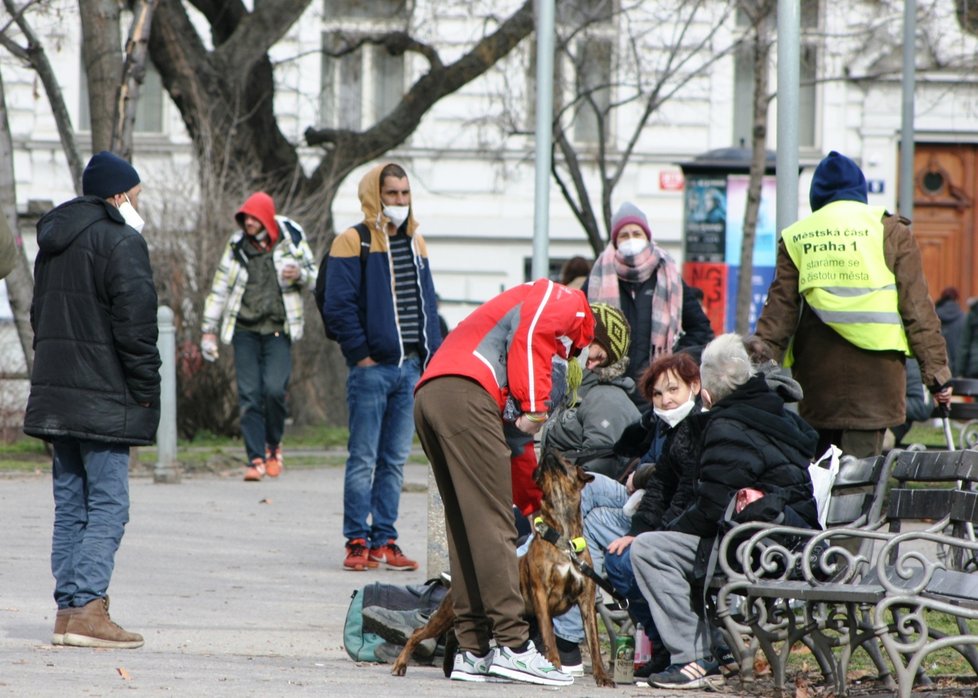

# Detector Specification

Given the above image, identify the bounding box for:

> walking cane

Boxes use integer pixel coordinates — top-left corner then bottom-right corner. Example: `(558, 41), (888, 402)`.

(941, 402), (955, 451)
(938, 400), (955, 451)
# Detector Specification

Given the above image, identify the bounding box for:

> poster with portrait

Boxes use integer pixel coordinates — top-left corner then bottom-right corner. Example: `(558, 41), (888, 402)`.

(683, 177), (726, 262)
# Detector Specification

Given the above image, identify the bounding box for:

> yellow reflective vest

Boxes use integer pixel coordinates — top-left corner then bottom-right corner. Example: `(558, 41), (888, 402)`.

(781, 200), (910, 363)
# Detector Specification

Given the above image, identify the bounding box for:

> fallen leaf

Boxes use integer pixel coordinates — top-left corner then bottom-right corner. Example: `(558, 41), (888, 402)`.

(259, 498), (271, 504)
(754, 655), (772, 676)
(795, 675), (810, 698)
(117, 667), (132, 681)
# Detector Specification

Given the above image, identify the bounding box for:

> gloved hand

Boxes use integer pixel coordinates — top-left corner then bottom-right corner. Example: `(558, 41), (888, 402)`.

(614, 411), (654, 457)
(201, 333), (219, 362)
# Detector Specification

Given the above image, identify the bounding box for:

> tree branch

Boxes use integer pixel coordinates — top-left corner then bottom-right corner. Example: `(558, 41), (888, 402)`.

(321, 30), (443, 69)
(211, 0), (310, 78)
(306, 0), (534, 165)
(1, 0), (83, 192)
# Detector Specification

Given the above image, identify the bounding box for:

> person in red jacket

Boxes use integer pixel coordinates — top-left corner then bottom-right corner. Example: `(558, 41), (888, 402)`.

(414, 279), (596, 686)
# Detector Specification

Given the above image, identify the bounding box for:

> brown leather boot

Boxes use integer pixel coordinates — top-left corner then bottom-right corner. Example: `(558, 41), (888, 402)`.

(63, 597), (144, 649)
(52, 607), (76, 645)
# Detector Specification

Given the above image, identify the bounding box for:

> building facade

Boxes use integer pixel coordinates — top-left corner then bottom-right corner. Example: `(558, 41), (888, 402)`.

(3, 0), (978, 330)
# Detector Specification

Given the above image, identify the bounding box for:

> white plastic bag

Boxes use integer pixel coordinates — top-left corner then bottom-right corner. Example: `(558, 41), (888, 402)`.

(809, 445), (841, 528)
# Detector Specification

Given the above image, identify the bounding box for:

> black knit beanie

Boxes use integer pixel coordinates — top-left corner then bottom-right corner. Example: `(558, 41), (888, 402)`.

(82, 151), (141, 200)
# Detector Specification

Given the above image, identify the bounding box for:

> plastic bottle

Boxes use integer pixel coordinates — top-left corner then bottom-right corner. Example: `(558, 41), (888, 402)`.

(634, 622), (652, 669)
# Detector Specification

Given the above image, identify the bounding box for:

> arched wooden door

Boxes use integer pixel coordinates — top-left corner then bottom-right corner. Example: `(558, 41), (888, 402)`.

(910, 144), (977, 300)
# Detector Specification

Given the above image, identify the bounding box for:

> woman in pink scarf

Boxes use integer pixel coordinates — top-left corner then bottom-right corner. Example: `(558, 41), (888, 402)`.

(587, 202), (714, 384)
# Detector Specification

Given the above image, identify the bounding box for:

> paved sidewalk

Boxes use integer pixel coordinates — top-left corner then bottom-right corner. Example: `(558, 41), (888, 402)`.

(1, 463), (734, 697)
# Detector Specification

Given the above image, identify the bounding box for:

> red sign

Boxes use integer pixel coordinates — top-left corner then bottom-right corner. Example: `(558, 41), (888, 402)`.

(683, 262), (727, 336)
(659, 171), (685, 191)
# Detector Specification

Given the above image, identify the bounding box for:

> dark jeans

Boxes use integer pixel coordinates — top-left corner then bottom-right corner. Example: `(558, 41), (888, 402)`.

(605, 547), (657, 636)
(51, 439), (130, 608)
(232, 329), (292, 461)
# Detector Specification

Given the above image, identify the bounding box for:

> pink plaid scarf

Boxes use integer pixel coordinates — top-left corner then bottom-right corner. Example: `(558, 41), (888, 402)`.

(587, 241), (683, 358)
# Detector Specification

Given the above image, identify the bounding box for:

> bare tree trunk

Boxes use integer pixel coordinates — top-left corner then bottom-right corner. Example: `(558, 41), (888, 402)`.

(79, 0), (123, 152)
(736, 16), (771, 334)
(0, 72), (34, 372)
(111, 0), (160, 159)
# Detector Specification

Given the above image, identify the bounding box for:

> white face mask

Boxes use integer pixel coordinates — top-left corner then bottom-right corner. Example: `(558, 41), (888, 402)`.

(119, 194), (145, 234)
(654, 395), (697, 428)
(383, 205), (410, 228)
(575, 346), (590, 370)
(617, 237), (648, 258)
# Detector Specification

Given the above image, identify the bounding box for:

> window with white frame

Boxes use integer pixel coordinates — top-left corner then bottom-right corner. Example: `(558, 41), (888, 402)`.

(79, 59), (165, 134)
(572, 36), (613, 144)
(527, 0), (615, 145)
(320, 0), (407, 130)
(732, 0), (818, 149)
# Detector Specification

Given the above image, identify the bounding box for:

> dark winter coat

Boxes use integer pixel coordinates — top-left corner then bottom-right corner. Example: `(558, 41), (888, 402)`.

(666, 375), (819, 538)
(617, 278), (714, 382)
(628, 404), (709, 536)
(582, 277), (714, 383)
(542, 367), (640, 478)
(959, 302), (978, 378)
(755, 214), (951, 430)
(936, 298), (965, 374)
(24, 196), (161, 445)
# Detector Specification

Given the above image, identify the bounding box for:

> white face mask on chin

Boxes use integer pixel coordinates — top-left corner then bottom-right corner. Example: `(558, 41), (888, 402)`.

(617, 237), (648, 258)
(119, 194), (145, 234)
(654, 395), (697, 428)
(383, 205), (410, 228)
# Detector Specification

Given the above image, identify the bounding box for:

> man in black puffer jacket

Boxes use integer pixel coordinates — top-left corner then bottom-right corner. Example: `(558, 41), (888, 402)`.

(629, 333), (818, 690)
(24, 151), (160, 651)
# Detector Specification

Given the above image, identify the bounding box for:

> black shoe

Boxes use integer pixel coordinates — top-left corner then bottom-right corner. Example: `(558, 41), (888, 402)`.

(648, 657), (724, 690)
(361, 607), (436, 660)
(714, 646), (740, 677)
(557, 643), (584, 676)
(634, 651), (671, 683)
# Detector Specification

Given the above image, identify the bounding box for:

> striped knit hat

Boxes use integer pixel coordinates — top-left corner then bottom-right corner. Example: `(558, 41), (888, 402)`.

(589, 303), (631, 367)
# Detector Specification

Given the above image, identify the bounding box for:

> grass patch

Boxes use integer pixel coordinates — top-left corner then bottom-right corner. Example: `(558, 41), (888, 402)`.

(0, 427), (430, 475)
(903, 423), (957, 449)
(776, 609), (978, 679)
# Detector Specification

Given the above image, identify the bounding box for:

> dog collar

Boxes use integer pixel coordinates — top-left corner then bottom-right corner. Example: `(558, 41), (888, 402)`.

(533, 516), (587, 554)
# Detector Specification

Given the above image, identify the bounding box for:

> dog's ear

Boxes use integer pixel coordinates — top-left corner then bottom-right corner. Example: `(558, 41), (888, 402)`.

(576, 465), (595, 485)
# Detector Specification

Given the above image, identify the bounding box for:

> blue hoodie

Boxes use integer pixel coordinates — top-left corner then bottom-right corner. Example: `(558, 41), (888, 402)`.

(809, 151), (868, 211)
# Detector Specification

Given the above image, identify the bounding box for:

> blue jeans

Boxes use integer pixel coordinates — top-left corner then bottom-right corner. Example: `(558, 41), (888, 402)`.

(232, 330), (292, 461)
(51, 439), (130, 609)
(343, 358), (420, 544)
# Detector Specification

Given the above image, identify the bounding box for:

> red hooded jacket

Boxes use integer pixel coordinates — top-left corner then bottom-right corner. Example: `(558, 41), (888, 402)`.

(235, 192), (280, 245)
(418, 279), (594, 412)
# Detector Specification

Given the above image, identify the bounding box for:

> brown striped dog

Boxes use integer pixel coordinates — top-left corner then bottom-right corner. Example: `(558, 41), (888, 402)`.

(391, 449), (614, 687)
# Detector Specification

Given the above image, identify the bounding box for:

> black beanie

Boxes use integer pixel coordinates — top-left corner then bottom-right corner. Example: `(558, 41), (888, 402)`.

(808, 151), (867, 211)
(82, 151), (141, 199)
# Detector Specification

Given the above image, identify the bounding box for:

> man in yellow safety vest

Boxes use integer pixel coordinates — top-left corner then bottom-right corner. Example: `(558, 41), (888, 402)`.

(750, 151), (952, 457)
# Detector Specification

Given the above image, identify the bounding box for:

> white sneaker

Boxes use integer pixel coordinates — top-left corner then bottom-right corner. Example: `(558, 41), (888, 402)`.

(451, 650), (500, 682)
(488, 640), (574, 686)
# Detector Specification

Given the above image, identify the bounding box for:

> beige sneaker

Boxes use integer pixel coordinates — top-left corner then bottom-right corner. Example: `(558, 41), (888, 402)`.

(62, 597), (144, 649)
